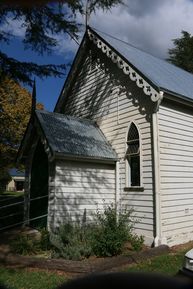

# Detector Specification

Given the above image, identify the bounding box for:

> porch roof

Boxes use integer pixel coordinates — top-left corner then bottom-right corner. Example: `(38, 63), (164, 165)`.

(36, 110), (117, 161)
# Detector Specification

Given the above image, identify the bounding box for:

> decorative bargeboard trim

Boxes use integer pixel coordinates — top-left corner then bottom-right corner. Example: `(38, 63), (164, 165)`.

(88, 29), (162, 103)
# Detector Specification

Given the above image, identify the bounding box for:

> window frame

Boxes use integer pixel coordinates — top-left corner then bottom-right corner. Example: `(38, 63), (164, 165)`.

(125, 122), (143, 190)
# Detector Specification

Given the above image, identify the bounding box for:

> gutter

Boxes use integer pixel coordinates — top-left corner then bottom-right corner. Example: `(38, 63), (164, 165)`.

(54, 152), (118, 164)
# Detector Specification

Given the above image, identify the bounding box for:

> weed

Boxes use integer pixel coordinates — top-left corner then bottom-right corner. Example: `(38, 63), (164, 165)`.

(10, 228), (52, 255)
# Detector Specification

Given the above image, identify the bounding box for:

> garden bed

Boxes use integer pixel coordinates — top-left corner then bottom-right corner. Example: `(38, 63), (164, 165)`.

(0, 241), (170, 274)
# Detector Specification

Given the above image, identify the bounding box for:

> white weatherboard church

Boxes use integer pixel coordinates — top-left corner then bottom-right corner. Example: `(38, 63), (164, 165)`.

(18, 27), (193, 247)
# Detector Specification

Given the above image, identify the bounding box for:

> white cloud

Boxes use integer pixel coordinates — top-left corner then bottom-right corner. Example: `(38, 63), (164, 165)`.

(2, 12), (83, 58)
(54, 34), (79, 60)
(2, 18), (26, 38)
(89, 0), (193, 59)
(3, 0), (193, 60)
(53, 11), (85, 58)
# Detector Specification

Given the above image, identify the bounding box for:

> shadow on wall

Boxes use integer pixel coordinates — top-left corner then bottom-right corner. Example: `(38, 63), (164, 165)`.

(63, 42), (154, 123)
(51, 161), (115, 229)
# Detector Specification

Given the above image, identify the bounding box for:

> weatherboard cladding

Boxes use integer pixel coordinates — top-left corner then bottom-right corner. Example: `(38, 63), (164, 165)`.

(36, 110), (117, 160)
(93, 28), (193, 101)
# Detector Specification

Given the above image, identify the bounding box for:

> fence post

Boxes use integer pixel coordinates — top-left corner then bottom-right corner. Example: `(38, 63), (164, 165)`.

(23, 161), (30, 226)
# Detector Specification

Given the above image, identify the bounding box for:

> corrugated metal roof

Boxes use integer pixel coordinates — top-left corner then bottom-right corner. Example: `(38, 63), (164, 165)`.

(36, 110), (117, 161)
(93, 28), (193, 101)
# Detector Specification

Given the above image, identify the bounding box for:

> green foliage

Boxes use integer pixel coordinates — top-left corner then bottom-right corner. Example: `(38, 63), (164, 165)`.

(10, 235), (38, 255)
(0, 247), (189, 289)
(51, 221), (92, 260)
(0, 78), (43, 177)
(0, 190), (24, 197)
(0, 267), (65, 289)
(90, 204), (138, 257)
(129, 233), (144, 251)
(89, 0), (122, 13)
(51, 204), (144, 259)
(10, 206), (144, 260)
(10, 228), (52, 255)
(168, 30), (193, 73)
(39, 227), (52, 251)
(0, 0), (122, 85)
(0, 168), (11, 193)
(127, 253), (184, 276)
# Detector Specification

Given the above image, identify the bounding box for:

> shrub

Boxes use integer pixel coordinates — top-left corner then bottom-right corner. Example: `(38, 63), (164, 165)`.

(39, 227), (52, 251)
(90, 204), (135, 257)
(129, 233), (144, 251)
(50, 204), (144, 259)
(51, 221), (93, 260)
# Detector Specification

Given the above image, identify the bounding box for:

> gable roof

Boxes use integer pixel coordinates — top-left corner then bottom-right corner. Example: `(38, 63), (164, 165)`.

(36, 110), (117, 161)
(91, 28), (193, 102)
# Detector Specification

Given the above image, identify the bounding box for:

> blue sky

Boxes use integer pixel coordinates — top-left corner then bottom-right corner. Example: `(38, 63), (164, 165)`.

(2, 0), (193, 111)
(1, 35), (78, 111)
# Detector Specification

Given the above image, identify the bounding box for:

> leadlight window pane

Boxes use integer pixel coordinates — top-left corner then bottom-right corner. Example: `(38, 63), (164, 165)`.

(126, 140), (139, 155)
(130, 155), (140, 186)
(127, 123), (139, 142)
(127, 123), (139, 156)
(127, 123), (140, 187)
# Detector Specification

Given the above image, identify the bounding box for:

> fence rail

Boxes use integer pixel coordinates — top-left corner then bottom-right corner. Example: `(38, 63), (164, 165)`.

(0, 194), (48, 232)
(0, 195), (23, 203)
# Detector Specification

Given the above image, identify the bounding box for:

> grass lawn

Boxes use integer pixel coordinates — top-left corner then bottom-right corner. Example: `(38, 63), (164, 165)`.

(0, 246), (190, 289)
(0, 267), (66, 289)
(126, 252), (184, 275)
(0, 191), (24, 197)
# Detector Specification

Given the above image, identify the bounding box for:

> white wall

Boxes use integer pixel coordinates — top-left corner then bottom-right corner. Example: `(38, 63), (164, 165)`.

(158, 101), (193, 246)
(49, 160), (116, 230)
(60, 44), (155, 245)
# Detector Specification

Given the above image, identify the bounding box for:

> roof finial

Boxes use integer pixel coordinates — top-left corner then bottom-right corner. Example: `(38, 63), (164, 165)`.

(31, 78), (36, 115)
(85, 0), (91, 27)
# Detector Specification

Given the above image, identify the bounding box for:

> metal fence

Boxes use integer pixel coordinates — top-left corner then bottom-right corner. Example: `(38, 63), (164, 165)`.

(0, 194), (48, 231)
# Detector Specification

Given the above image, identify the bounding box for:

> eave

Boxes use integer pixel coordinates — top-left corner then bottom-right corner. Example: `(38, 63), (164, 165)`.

(54, 26), (193, 114)
(17, 112), (55, 164)
(87, 27), (163, 103)
(54, 32), (89, 112)
(54, 152), (118, 164)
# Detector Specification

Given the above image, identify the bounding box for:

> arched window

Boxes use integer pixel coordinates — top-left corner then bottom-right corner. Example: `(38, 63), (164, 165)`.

(126, 123), (140, 187)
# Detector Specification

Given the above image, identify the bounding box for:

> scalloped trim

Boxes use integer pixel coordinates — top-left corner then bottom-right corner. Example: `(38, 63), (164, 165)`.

(88, 30), (162, 103)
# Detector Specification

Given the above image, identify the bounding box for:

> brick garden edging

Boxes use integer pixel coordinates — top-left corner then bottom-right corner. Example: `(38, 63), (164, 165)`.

(0, 245), (169, 274)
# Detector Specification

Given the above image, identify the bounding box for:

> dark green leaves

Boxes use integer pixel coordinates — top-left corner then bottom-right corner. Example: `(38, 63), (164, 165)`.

(168, 30), (193, 73)
(0, 0), (122, 85)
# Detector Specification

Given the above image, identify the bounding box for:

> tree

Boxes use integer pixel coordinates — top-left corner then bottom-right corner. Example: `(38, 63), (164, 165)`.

(0, 0), (122, 86)
(168, 30), (193, 73)
(0, 78), (43, 186)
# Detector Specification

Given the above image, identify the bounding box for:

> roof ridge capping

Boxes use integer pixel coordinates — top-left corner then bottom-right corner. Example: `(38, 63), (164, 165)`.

(89, 26), (161, 60)
(87, 26), (163, 104)
(91, 27), (193, 77)
(35, 109), (97, 126)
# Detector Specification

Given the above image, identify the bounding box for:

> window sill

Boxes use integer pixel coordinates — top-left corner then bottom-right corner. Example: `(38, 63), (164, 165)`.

(124, 186), (144, 192)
